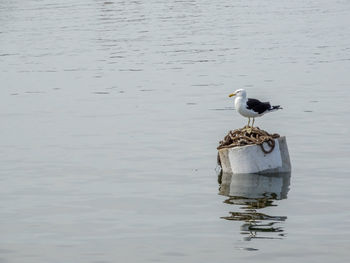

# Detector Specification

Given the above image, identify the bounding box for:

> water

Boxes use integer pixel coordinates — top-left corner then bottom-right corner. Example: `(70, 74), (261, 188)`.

(1, 0), (350, 262)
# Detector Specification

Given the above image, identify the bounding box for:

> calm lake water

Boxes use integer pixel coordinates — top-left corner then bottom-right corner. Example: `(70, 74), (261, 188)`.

(1, 0), (350, 262)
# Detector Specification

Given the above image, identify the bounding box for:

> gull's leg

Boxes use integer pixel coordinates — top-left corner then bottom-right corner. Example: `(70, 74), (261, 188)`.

(252, 118), (255, 128)
(246, 117), (252, 133)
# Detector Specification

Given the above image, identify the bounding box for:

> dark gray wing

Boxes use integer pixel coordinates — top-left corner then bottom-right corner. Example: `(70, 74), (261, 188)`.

(246, 98), (271, 114)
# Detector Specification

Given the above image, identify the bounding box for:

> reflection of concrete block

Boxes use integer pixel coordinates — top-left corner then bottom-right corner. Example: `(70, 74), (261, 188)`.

(219, 172), (291, 200)
(218, 136), (291, 174)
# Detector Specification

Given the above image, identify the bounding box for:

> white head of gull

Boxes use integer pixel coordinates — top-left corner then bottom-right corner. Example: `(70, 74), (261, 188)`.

(228, 89), (282, 128)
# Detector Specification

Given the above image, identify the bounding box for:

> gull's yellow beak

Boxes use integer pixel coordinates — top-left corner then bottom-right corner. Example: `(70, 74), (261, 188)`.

(228, 93), (236, 97)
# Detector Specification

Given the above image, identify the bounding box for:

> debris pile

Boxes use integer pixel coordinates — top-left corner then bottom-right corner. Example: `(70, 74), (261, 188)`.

(217, 127), (280, 154)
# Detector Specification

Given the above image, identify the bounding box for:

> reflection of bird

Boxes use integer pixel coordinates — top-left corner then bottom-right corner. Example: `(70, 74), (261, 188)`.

(229, 89), (282, 128)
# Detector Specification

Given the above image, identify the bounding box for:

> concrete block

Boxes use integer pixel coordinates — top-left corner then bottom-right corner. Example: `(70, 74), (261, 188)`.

(218, 136), (291, 174)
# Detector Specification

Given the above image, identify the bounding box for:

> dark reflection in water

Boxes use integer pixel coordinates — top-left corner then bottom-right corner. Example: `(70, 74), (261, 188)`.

(218, 172), (291, 241)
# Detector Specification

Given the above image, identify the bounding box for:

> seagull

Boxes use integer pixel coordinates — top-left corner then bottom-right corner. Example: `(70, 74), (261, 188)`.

(228, 89), (282, 128)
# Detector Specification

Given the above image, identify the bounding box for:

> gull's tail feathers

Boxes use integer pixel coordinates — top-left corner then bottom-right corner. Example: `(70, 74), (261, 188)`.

(268, 105), (283, 112)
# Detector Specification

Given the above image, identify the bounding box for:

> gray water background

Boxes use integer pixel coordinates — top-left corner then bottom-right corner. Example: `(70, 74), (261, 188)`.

(1, 0), (350, 262)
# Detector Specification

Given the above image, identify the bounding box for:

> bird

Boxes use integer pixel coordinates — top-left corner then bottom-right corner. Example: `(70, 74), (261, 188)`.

(228, 89), (282, 128)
